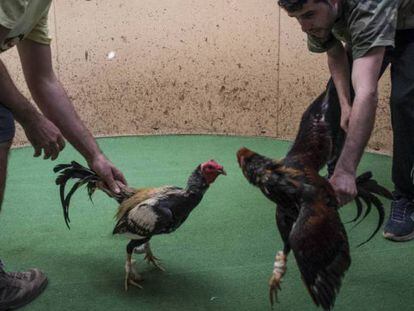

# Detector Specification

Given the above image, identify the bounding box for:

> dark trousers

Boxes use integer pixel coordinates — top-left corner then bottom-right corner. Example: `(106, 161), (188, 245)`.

(382, 29), (414, 199)
(0, 103), (15, 144)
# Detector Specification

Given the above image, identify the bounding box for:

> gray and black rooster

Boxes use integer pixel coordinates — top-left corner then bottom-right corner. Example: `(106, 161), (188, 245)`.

(237, 79), (392, 310)
(54, 160), (226, 290)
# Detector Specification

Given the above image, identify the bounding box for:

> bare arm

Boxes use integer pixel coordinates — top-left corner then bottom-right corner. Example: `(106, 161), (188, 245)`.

(330, 47), (385, 205)
(0, 26), (42, 124)
(17, 40), (101, 161)
(0, 25), (65, 158)
(17, 39), (126, 192)
(327, 42), (352, 131)
(336, 47), (384, 175)
(0, 59), (38, 125)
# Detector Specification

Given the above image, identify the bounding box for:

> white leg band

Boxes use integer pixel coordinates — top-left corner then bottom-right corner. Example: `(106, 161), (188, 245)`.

(272, 251), (287, 275)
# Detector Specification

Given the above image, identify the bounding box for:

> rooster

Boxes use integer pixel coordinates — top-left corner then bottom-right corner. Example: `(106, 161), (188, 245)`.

(237, 79), (392, 310)
(54, 160), (226, 290)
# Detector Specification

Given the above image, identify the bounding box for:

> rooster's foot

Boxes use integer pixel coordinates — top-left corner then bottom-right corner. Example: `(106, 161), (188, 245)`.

(143, 243), (165, 271)
(124, 259), (143, 291)
(269, 251), (287, 306)
(144, 251), (165, 272)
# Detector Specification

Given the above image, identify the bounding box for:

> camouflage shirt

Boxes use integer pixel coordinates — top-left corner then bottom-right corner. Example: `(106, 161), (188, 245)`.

(307, 0), (414, 59)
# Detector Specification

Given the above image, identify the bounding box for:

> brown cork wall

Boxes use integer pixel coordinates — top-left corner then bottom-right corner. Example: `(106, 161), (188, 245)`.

(2, 0), (392, 153)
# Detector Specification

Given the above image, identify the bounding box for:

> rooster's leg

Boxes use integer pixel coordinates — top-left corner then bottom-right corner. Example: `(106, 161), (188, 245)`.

(124, 240), (145, 291)
(143, 242), (165, 271)
(133, 243), (146, 254)
(269, 250), (287, 306)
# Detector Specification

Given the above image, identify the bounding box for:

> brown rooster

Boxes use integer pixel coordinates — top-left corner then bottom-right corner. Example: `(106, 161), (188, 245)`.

(237, 79), (392, 310)
(54, 160), (226, 290)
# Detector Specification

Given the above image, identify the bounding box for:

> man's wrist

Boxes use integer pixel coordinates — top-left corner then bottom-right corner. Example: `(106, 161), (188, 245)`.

(15, 106), (42, 127)
(86, 151), (106, 166)
(333, 164), (356, 177)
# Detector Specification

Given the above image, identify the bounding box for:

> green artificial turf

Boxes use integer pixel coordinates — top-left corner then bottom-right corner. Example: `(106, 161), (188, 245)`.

(0, 135), (412, 311)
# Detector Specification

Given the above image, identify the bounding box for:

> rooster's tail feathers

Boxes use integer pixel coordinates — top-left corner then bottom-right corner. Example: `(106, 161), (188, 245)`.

(348, 171), (392, 246)
(54, 161), (100, 229)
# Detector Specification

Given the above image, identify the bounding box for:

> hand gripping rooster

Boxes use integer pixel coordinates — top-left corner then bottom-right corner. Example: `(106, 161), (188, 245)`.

(54, 160), (226, 290)
(237, 79), (392, 310)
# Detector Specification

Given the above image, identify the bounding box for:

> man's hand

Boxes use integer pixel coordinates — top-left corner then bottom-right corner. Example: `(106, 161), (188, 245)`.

(24, 113), (65, 160)
(88, 154), (127, 194)
(329, 169), (357, 206)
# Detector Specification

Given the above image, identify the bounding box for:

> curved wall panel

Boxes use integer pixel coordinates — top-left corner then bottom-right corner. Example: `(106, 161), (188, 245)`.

(2, 0), (391, 153)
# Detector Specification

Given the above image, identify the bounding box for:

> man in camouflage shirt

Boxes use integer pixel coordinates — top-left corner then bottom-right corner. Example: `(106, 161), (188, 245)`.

(278, 0), (414, 241)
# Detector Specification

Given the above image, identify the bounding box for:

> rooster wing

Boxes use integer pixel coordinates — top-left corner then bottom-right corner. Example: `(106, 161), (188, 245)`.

(115, 186), (182, 221)
(289, 184), (351, 310)
(113, 189), (187, 238)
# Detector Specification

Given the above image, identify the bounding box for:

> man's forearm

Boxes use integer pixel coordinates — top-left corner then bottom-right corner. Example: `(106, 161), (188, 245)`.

(334, 47), (384, 176)
(0, 59), (40, 124)
(335, 92), (377, 175)
(28, 76), (102, 162)
(327, 43), (351, 108)
(16, 40), (103, 162)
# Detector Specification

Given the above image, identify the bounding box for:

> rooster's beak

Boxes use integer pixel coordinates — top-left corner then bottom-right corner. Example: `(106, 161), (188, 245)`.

(218, 168), (227, 176)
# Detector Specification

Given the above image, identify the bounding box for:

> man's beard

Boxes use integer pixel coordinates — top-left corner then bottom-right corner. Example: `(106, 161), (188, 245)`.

(309, 28), (331, 39)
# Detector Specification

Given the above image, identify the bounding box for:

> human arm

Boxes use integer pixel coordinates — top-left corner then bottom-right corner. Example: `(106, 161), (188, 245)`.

(330, 47), (385, 205)
(17, 39), (126, 192)
(0, 25), (65, 159)
(327, 42), (352, 131)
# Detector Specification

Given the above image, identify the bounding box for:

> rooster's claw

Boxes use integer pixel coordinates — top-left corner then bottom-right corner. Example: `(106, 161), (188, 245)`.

(145, 253), (166, 271)
(269, 274), (283, 306)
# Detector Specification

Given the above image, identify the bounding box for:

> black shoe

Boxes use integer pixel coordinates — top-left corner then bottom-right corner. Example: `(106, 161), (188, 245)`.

(0, 267), (48, 310)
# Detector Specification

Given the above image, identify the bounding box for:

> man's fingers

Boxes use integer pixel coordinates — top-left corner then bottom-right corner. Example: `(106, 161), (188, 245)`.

(33, 146), (41, 157)
(57, 136), (66, 151)
(50, 143), (62, 160)
(113, 168), (127, 185)
(106, 177), (121, 194)
(115, 179), (126, 187)
(43, 145), (52, 160)
(89, 157), (125, 194)
(96, 181), (111, 192)
(48, 144), (57, 160)
(100, 169), (121, 194)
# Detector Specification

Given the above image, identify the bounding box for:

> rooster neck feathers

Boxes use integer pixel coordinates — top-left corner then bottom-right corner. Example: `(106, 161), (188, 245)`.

(241, 153), (280, 187)
(185, 166), (209, 196)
